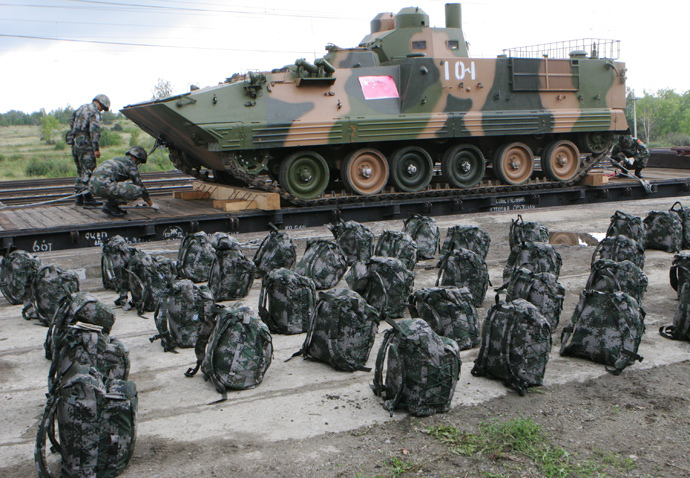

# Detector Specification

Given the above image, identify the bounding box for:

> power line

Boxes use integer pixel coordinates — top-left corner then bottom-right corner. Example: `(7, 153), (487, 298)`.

(0, 1), (362, 20)
(0, 33), (319, 54)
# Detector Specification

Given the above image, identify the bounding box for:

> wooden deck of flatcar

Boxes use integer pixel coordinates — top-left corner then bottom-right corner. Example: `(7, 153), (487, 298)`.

(2, 161), (690, 253)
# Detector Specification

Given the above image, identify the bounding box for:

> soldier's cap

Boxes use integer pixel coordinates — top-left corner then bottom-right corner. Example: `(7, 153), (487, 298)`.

(126, 145), (148, 163)
(93, 94), (111, 111)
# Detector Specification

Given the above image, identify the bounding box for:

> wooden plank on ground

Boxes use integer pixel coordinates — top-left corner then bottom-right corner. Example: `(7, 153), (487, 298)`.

(184, 181), (280, 211)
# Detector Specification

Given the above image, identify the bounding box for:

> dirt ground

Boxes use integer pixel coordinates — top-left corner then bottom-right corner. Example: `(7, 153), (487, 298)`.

(2, 197), (690, 478)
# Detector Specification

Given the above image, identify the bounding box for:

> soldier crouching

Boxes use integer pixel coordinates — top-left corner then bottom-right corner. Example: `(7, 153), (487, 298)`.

(89, 146), (155, 218)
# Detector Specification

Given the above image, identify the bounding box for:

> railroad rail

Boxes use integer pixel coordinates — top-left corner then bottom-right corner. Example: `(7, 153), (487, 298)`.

(0, 171), (193, 207)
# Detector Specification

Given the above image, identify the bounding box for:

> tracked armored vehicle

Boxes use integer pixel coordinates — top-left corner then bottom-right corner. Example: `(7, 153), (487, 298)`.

(122, 3), (628, 204)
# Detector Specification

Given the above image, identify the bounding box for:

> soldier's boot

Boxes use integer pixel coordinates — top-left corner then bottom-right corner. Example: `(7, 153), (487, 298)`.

(74, 194), (84, 206)
(83, 192), (103, 207)
(114, 293), (129, 307)
(634, 167), (644, 179)
(102, 199), (126, 218)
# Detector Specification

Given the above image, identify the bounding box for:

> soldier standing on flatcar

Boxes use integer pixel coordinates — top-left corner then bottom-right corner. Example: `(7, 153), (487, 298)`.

(89, 146), (155, 218)
(67, 94), (110, 206)
(612, 134), (650, 179)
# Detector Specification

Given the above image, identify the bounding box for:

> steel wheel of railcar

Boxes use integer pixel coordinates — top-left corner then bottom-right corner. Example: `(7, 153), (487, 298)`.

(341, 148), (389, 196)
(388, 146), (434, 192)
(441, 144), (486, 188)
(279, 151), (330, 200)
(542, 140), (581, 182)
(577, 131), (614, 155)
(493, 142), (534, 186)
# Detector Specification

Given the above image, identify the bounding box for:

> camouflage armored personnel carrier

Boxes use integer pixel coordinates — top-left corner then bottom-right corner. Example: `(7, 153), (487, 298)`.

(122, 3), (628, 204)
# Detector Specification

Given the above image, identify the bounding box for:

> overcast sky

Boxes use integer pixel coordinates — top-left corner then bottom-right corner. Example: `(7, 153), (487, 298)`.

(1, 0), (687, 114)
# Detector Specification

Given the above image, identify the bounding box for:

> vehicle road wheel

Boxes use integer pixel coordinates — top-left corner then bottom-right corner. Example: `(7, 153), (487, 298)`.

(279, 151), (330, 200)
(388, 146), (434, 192)
(441, 144), (486, 188)
(341, 148), (389, 196)
(577, 131), (614, 155)
(493, 142), (534, 186)
(542, 140), (580, 182)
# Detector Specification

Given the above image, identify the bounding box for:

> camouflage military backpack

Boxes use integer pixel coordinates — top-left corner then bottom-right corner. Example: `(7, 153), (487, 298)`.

(253, 224), (297, 276)
(587, 259), (648, 304)
(670, 252), (690, 299)
(509, 214), (549, 249)
(151, 279), (215, 352)
(503, 241), (562, 283)
(440, 225), (491, 259)
(127, 250), (177, 315)
(437, 248), (489, 307)
(670, 201), (690, 250)
(327, 219), (375, 265)
(643, 207), (683, 253)
(101, 235), (133, 293)
(258, 268), (316, 335)
(295, 288), (379, 372)
(497, 268), (565, 331)
(659, 282), (690, 341)
(374, 230), (418, 271)
(294, 238), (348, 290)
(345, 256), (415, 319)
(46, 292), (126, 381)
(36, 293), (136, 478)
(0, 248), (41, 305)
(177, 231), (216, 283)
(186, 304), (272, 401)
(471, 298), (552, 395)
(208, 251), (257, 301)
(606, 210), (646, 247)
(560, 290), (645, 375)
(22, 264), (80, 327)
(408, 286), (480, 350)
(590, 235), (645, 270)
(402, 214), (440, 260)
(372, 318), (461, 416)
(36, 363), (137, 478)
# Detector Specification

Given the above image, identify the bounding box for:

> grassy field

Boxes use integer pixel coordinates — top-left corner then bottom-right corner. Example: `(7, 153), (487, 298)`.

(0, 120), (174, 181)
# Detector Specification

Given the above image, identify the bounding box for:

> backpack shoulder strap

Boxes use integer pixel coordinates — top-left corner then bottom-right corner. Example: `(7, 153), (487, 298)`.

(150, 290), (176, 352)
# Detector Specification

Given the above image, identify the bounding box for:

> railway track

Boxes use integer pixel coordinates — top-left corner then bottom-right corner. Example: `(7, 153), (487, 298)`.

(0, 171), (193, 207)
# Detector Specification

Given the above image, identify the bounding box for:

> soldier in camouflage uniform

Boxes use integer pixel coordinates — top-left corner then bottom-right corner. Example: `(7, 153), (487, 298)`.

(612, 134), (650, 178)
(89, 145), (154, 218)
(67, 94), (110, 206)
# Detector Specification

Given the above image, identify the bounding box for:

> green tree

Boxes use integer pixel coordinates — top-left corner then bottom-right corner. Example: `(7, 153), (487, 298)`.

(152, 78), (173, 100)
(39, 115), (60, 144)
